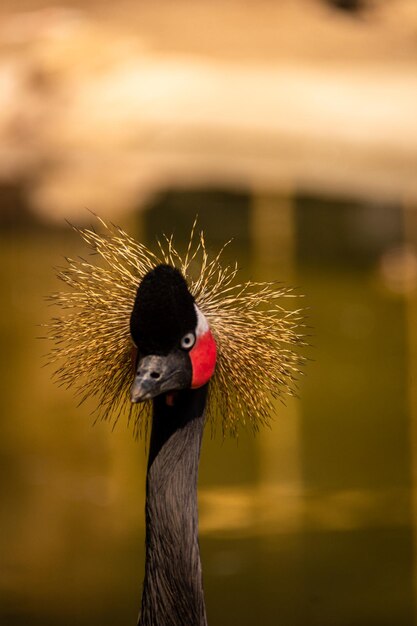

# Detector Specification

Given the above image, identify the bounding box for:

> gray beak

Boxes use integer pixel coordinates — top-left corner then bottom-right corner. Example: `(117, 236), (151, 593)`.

(130, 351), (191, 403)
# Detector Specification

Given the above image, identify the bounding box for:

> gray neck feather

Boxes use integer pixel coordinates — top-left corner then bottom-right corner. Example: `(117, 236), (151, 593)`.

(138, 386), (208, 626)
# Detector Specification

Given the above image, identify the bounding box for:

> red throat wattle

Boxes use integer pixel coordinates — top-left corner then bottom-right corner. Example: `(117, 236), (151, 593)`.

(190, 329), (217, 388)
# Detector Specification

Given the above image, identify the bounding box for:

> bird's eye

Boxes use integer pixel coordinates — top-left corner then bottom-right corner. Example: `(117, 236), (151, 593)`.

(180, 332), (195, 350)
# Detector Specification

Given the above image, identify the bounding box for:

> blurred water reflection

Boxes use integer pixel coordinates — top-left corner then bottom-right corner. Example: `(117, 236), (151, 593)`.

(1, 194), (416, 625)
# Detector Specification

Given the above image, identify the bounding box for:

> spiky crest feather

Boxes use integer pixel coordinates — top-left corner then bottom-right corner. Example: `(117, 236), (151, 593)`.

(46, 217), (306, 437)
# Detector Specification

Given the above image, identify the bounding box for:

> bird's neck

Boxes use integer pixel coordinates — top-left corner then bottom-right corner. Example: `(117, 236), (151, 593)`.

(138, 385), (208, 626)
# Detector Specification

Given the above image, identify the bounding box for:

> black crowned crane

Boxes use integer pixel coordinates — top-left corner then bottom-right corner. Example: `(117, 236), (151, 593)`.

(47, 217), (306, 626)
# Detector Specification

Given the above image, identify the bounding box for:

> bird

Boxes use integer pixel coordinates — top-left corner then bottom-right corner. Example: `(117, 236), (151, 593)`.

(130, 264), (215, 625)
(46, 217), (306, 625)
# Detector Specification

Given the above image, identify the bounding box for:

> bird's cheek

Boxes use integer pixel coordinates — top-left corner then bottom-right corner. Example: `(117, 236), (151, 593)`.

(190, 331), (217, 388)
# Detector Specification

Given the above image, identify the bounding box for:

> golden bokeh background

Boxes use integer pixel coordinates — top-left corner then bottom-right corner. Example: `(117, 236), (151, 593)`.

(1, 1), (417, 624)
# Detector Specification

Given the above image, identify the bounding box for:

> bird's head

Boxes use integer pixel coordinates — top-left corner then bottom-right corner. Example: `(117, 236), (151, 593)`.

(129, 264), (216, 402)
(46, 217), (306, 437)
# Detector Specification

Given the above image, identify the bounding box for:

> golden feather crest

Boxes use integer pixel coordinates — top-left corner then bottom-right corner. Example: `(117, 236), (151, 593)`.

(46, 217), (306, 437)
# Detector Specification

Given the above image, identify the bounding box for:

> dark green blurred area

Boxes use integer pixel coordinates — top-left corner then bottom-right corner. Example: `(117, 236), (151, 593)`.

(1, 191), (416, 626)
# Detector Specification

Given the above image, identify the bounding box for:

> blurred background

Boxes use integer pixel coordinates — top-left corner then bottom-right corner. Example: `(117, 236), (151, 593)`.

(1, 0), (417, 624)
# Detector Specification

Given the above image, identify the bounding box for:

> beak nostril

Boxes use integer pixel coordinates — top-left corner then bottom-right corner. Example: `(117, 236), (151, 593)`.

(150, 371), (160, 379)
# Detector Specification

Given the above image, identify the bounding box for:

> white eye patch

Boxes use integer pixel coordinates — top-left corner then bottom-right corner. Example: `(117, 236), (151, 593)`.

(194, 304), (209, 338)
